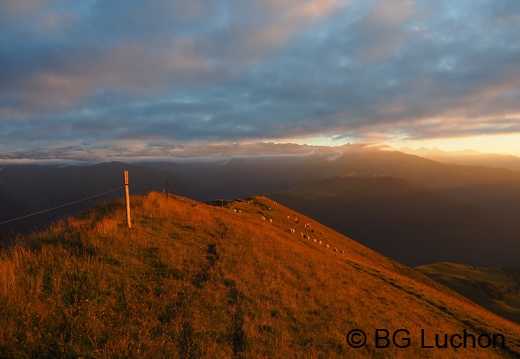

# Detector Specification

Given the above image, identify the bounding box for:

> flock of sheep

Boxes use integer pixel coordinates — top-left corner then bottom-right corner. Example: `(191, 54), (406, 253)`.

(286, 216), (345, 254)
(182, 198), (343, 255)
(232, 200), (345, 255)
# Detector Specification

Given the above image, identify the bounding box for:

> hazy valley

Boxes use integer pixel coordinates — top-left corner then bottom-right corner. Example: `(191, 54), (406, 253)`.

(4, 146), (520, 264)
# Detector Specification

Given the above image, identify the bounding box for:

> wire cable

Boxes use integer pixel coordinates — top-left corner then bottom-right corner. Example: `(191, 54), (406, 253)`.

(0, 186), (125, 226)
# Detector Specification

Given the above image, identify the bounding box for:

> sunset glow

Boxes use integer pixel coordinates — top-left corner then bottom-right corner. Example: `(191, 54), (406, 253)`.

(1, 1), (520, 160)
(388, 134), (520, 156)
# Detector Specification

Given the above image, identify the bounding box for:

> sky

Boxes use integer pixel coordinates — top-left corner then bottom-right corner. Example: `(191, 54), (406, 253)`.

(1, 0), (520, 160)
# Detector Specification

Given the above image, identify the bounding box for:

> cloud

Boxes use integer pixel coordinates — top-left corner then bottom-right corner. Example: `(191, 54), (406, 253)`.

(0, 0), (49, 21)
(1, 0), (341, 114)
(248, 0), (341, 50)
(352, 0), (415, 63)
(1, 0), (520, 159)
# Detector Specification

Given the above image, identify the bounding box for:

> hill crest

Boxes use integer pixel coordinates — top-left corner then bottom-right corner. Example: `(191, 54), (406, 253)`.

(1, 192), (519, 358)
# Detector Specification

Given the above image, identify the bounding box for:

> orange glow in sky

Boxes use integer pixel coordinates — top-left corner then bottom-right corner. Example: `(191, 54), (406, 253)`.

(386, 133), (520, 156)
(290, 133), (520, 157)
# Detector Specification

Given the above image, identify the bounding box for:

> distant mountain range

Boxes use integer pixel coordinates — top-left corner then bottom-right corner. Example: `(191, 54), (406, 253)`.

(142, 146), (520, 218)
(400, 146), (520, 171)
(2, 146), (520, 269)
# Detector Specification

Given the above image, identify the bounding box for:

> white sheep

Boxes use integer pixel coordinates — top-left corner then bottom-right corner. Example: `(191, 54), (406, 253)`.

(319, 240), (322, 245)
(340, 249), (344, 254)
(326, 244), (330, 249)
(333, 247), (337, 252)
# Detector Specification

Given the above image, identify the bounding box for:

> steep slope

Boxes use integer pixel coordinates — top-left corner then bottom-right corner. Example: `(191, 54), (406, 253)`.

(417, 263), (520, 325)
(269, 175), (520, 267)
(0, 193), (519, 358)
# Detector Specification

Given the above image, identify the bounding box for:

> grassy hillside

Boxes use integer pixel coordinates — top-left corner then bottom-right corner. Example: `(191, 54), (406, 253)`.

(1, 192), (519, 358)
(417, 263), (520, 325)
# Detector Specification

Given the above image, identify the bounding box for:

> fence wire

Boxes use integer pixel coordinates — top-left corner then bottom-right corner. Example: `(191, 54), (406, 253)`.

(0, 186), (125, 226)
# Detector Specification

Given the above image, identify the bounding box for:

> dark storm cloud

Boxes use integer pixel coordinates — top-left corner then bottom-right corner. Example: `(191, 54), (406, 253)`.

(1, 0), (520, 159)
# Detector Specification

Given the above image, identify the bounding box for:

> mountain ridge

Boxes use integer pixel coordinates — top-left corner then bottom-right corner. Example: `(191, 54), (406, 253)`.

(1, 192), (519, 358)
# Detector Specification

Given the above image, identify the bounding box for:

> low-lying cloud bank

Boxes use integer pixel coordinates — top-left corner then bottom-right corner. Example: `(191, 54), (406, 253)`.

(1, 0), (520, 154)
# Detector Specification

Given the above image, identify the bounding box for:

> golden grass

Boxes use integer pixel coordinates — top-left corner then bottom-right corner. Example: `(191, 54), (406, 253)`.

(0, 192), (519, 358)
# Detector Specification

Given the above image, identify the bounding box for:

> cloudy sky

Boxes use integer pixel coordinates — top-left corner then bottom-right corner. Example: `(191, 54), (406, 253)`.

(1, 0), (520, 160)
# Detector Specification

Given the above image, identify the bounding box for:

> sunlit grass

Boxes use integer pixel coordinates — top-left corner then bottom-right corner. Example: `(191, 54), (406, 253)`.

(0, 192), (519, 358)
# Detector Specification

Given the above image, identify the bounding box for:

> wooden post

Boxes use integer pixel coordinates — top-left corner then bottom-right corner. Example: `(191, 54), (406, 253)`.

(165, 180), (169, 200)
(124, 170), (132, 228)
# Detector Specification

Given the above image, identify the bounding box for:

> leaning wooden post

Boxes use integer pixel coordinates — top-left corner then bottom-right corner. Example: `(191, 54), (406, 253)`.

(123, 170), (132, 228)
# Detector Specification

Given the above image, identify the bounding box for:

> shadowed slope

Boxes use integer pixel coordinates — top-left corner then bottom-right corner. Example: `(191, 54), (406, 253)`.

(0, 193), (519, 358)
(417, 262), (520, 325)
(270, 175), (520, 267)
